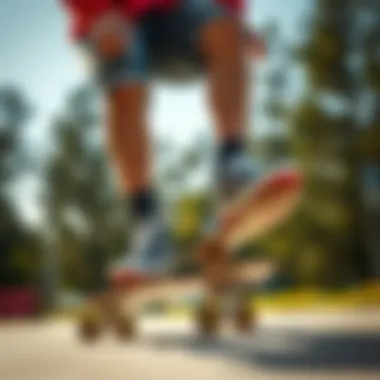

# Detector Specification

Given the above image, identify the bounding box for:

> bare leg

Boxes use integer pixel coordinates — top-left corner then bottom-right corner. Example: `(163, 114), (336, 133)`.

(105, 84), (151, 195)
(199, 18), (248, 143)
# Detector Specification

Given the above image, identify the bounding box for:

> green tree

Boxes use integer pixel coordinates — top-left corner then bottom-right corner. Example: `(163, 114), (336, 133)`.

(0, 85), (41, 287)
(259, 23), (292, 166)
(264, 0), (378, 286)
(44, 87), (127, 293)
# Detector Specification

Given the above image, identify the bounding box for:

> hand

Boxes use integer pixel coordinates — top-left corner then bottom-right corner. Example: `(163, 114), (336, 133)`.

(91, 11), (130, 59)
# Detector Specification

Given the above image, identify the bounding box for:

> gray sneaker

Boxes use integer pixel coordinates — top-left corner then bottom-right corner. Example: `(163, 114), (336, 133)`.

(202, 154), (263, 235)
(109, 217), (174, 279)
(217, 153), (262, 204)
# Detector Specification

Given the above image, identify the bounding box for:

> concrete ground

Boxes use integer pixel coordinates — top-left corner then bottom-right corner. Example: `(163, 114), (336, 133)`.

(1, 309), (380, 380)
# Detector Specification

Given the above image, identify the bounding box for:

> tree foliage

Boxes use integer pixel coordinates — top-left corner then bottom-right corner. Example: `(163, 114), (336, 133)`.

(44, 87), (127, 292)
(0, 86), (41, 287)
(260, 0), (380, 286)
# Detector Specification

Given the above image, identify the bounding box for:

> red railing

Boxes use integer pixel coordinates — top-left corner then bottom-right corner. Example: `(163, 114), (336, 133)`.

(0, 288), (39, 318)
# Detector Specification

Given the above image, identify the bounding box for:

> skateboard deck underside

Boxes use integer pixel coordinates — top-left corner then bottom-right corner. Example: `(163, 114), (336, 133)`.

(225, 174), (302, 250)
(121, 261), (274, 311)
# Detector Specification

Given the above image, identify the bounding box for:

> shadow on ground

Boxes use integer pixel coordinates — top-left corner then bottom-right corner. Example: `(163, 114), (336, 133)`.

(143, 327), (380, 372)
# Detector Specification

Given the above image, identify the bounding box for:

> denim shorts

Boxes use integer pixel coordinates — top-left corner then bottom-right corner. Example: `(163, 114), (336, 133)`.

(81, 0), (229, 88)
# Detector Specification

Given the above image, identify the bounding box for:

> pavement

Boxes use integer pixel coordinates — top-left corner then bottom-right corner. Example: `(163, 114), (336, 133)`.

(1, 309), (380, 380)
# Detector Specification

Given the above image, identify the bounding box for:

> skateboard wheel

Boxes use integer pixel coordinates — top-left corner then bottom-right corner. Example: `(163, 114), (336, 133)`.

(78, 311), (103, 342)
(196, 296), (221, 337)
(113, 313), (136, 340)
(234, 298), (255, 333)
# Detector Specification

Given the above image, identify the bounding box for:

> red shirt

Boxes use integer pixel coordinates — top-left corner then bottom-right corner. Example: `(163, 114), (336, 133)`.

(61, 0), (245, 39)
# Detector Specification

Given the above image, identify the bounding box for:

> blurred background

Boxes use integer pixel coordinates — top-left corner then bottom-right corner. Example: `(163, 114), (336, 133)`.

(0, 0), (379, 318)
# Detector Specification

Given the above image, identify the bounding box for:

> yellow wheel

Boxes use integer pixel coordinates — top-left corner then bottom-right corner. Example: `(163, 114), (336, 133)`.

(113, 313), (136, 341)
(78, 307), (103, 343)
(234, 298), (255, 333)
(196, 295), (221, 337)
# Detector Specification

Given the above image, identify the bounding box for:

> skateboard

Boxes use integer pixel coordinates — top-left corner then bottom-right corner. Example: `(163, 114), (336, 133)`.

(77, 168), (303, 342)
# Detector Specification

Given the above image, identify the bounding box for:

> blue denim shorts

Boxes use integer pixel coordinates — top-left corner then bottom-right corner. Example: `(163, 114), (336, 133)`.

(81, 0), (228, 88)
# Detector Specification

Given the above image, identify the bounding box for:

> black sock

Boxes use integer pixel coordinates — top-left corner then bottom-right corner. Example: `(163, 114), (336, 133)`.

(218, 138), (244, 168)
(130, 188), (158, 221)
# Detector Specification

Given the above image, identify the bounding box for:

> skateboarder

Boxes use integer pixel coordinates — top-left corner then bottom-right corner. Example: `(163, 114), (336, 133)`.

(60, 0), (265, 277)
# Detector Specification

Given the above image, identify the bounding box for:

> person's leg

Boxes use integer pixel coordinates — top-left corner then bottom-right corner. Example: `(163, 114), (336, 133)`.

(105, 84), (157, 220)
(156, 0), (258, 207)
(200, 17), (247, 148)
(199, 16), (252, 201)
(106, 85), (149, 193)
(196, 13), (260, 203)
(82, 26), (173, 276)
(90, 28), (158, 221)
(160, 0), (251, 197)
(106, 82), (173, 275)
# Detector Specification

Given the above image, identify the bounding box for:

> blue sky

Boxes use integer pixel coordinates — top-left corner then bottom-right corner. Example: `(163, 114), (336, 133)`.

(0, 0), (312, 224)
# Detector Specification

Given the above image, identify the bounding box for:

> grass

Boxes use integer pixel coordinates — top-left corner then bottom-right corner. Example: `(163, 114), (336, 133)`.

(253, 282), (380, 313)
(166, 282), (380, 318)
